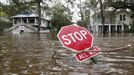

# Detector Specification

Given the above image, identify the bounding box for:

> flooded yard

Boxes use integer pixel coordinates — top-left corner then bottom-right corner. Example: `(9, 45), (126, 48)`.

(0, 33), (134, 75)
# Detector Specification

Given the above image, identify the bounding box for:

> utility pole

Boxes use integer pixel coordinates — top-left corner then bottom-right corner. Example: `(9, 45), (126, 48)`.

(99, 0), (105, 34)
(37, 0), (42, 34)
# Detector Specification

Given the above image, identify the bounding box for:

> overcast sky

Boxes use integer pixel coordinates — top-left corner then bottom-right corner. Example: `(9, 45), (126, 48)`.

(0, 0), (9, 4)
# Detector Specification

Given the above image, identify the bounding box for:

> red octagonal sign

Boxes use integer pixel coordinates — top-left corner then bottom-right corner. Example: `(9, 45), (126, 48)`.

(57, 24), (94, 52)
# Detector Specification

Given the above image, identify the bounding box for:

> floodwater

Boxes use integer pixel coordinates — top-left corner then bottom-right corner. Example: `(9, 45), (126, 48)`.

(0, 33), (134, 75)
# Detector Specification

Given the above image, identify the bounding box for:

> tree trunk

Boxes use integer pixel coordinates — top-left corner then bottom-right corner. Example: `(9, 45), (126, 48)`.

(79, 0), (86, 28)
(37, 0), (41, 34)
(99, 0), (105, 34)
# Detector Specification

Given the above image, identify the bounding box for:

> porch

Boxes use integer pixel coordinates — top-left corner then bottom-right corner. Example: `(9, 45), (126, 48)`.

(12, 17), (38, 26)
(96, 24), (131, 33)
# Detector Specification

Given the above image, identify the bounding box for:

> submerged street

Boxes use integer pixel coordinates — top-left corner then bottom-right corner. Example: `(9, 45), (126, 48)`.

(0, 33), (134, 75)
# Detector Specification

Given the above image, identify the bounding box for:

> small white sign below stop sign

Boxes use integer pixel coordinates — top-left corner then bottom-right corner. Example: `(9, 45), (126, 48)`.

(57, 24), (94, 52)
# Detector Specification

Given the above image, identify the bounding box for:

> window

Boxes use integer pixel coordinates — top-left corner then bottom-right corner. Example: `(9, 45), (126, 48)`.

(120, 15), (122, 21)
(119, 14), (126, 21)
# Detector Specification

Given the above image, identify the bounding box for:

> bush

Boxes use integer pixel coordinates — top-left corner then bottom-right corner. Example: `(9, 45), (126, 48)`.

(0, 22), (12, 32)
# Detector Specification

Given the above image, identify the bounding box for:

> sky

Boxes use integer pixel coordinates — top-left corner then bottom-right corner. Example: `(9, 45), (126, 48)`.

(49, 0), (82, 22)
(0, 0), (9, 4)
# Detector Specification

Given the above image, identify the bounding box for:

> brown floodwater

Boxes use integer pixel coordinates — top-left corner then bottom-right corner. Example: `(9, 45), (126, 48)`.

(0, 33), (134, 75)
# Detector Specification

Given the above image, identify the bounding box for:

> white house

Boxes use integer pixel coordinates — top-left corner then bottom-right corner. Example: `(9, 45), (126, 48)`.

(4, 12), (50, 34)
(91, 9), (132, 33)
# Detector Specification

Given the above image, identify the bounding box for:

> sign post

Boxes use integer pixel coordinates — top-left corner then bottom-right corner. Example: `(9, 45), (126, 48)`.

(57, 24), (100, 62)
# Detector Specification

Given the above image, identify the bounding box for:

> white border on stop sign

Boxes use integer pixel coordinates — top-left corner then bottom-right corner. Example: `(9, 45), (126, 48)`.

(57, 24), (94, 53)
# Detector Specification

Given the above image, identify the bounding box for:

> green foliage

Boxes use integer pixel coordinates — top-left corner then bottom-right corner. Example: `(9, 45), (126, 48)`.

(0, 11), (7, 17)
(0, 0), (35, 17)
(0, 0), (37, 32)
(51, 4), (72, 33)
(0, 0), (52, 17)
(0, 22), (12, 32)
(106, 0), (134, 11)
(66, 0), (99, 28)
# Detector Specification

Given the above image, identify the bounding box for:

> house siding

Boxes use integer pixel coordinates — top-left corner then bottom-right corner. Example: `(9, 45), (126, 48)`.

(115, 12), (131, 25)
(91, 10), (131, 33)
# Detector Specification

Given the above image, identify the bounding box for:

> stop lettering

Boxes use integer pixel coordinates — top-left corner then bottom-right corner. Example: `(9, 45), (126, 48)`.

(57, 24), (93, 51)
(62, 30), (87, 45)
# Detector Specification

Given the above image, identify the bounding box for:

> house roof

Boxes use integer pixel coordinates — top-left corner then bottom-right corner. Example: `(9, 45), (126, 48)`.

(114, 9), (130, 14)
(10, 12), (51, 21)
(11, 12), (38, 18)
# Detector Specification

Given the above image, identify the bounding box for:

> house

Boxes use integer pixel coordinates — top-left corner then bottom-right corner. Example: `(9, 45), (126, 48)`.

(91, 9), (132, 33)
(4, 12), (50, 34)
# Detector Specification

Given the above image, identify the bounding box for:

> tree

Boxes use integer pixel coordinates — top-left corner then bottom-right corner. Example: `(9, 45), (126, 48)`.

(0, 0), (34, 17)
(99, 0), (105, 33)
(65, 0), (99, 29)
(37, 0), (42, 34)
(105, 0), (134, 19)
(0, 0), (52, 33)
(0, 0), (36, 32)
(65, 0), (89, 27)
(105, 0), (134, 32)
(50, 3), (72, 34)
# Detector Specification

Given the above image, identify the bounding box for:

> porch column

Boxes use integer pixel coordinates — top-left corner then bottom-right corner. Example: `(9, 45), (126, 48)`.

(13, 19), (15, 24)
(129, 25), (131, 29)
(21, 18), (23, 24)
(109, 25), (111, 33)
(115, 25), (117, 32)
(26, 18), (29, 23)
(122, 25), (124, 32)
(35, 18), (37, 25)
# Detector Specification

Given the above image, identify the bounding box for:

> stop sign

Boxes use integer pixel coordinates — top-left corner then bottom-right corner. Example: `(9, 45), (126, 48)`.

(57, 24), (94, 52)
